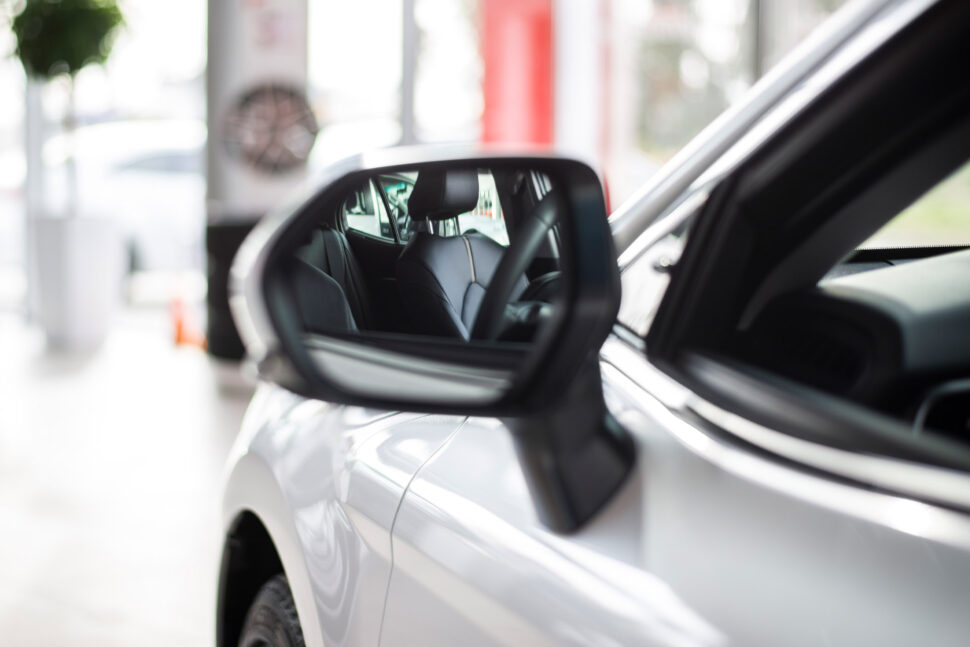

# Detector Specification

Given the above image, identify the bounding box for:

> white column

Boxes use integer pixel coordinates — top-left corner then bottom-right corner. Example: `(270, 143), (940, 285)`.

(553, 0), (605, 165)
(401, 0), (418, 145)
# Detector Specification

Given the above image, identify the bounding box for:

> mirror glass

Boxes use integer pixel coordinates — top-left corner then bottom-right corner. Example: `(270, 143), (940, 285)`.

(267, 162), (573, 404)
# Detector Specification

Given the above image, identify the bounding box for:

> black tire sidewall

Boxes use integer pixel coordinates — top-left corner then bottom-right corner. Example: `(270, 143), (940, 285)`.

(238, 574), (305, 647)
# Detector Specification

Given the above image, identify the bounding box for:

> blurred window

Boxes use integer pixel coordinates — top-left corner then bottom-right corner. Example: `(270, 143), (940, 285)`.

(372, 170), (509, 246)
(308, 1), (403, 164)
(115, 151), (202, 175)
(608, 0), (848, 204)
(377, 173), (417, 242)
(860, 159), (970, 248)
(344, 180), (394, 240)
(456, 171), (509, 246)
(413, 0), (482, 142)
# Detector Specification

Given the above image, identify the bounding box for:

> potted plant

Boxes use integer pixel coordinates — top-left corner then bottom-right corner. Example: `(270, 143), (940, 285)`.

(11, 0), (123, 350)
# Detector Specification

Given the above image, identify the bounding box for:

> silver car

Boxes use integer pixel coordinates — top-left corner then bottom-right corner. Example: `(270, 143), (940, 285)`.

(220, 1), (970, 645)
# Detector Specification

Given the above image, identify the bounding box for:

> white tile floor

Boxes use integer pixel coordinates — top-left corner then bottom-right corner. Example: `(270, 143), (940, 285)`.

(0, 308), (251, 645)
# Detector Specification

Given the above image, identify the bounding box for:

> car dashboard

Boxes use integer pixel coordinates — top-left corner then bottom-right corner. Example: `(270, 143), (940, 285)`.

(734, 248), (970, 438)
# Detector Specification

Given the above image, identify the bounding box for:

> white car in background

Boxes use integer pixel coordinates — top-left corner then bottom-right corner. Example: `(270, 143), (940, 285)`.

(43, 119), (206, 273)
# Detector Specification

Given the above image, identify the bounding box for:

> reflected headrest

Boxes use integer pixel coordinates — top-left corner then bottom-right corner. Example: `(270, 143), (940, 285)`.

(407, 169), (479, 221)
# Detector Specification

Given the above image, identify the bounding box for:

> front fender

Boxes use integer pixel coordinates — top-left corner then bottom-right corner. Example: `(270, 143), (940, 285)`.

(222, 444), (328, 647)
(218, 382), (448, 647)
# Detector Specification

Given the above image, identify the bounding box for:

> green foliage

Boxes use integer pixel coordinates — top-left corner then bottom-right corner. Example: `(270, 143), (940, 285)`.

(11, 0), (123, 79)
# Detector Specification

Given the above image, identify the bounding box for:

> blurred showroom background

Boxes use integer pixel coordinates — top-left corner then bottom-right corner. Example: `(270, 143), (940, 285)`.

(0, 0), (845, 644)
(0, 0), (845, 320)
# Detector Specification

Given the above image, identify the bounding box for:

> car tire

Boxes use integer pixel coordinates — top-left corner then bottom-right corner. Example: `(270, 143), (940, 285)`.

(238, 574), (306, 647)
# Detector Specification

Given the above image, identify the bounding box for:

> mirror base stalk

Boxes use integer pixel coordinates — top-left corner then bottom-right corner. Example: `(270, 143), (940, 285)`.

(504, 361), (635, 534)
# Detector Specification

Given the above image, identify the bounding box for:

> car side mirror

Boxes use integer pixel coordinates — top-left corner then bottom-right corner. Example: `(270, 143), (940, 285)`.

(231, 147), (632, 532)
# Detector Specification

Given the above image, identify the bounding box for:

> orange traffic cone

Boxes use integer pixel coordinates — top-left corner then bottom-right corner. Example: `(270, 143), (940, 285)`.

(171, 296), (207, 349)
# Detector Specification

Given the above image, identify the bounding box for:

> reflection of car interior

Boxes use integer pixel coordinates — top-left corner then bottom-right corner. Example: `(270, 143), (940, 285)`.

(378, 175), (418, 239)
(398, 168), (559, 340)
(342, 183), (395, 239)
(287, 225), (374, 334)
(285, 167), (562, 342)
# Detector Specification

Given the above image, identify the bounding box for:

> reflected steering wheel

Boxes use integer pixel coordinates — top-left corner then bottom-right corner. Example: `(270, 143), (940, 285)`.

(470, 192), (562, 340)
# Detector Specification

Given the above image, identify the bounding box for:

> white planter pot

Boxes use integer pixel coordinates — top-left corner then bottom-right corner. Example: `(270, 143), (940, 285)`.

(32, 215), (123, 350)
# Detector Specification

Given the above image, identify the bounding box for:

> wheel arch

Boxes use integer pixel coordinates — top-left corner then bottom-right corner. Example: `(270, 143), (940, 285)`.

(217, 510), (284, 647)
(217, 449), (327, 647)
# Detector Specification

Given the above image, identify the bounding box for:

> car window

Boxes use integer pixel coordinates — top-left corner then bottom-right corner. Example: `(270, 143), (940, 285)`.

(344, 179), (394, 239)
(859, 158), (970, 248)
(377, 173), (416, 242)
(115, 150), (202, 175)
(718, 123), (970, 451)
(378, 170), (510, 245)
(456, 171), (509, 246)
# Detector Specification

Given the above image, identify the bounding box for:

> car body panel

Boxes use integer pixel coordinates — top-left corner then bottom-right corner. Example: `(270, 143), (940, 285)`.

(599, 338), (970, 646)
(380, 415), (724, 647)
(378, 340), (970, 646)
(222, 384), (462, 647)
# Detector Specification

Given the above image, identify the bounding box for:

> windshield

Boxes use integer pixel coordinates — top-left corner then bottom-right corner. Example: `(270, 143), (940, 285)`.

(860, 158), (970, 248)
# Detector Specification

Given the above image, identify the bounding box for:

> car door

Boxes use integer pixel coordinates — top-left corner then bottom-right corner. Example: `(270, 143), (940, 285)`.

(377, 327), (970, 647)
(378, 406), (727, 647)
(378, 2), (970, 645)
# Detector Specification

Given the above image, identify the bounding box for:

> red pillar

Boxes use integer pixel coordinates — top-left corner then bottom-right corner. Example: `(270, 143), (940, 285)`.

(481, 0), (553, 145)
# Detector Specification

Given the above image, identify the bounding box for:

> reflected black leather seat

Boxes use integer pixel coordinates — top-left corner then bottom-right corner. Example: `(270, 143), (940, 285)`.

(287, 226), (374, 335)
(285, 257), (359, 335)
(397, 169), (527, 340)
